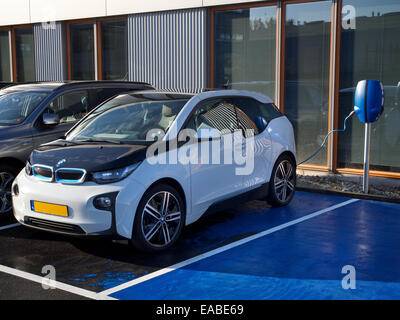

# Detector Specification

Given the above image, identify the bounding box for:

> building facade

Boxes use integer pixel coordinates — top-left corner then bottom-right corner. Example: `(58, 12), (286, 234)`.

(0, 0), (399, 178)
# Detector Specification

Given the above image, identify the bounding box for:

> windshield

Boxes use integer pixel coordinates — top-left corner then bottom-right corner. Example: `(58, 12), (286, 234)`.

(0, 91), (49, 125)
(67, 95), (189, 144)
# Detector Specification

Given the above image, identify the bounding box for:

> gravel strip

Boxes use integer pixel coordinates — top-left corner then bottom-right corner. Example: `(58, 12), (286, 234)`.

(297, 174), (400, 200)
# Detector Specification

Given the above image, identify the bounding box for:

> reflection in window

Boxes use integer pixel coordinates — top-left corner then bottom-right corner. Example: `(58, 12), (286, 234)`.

(70, 23), (95, 80)
(214, 6), (276, 99)
(101, 20), (128, 80)
(0, 30), (11, 82)
(15, 28), (35, 82)
(284, 1), (331, 166)
(48, 90), (91, 123)
(338, 0), (400, 173)
(0, 91), (48, 125)
(190, 100), (239, 134)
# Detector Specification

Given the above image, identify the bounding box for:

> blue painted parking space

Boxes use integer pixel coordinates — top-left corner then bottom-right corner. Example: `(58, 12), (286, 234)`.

(110, 198), (400, 300)
(1, 191), (399, 300)
(0, 191), (347, 294)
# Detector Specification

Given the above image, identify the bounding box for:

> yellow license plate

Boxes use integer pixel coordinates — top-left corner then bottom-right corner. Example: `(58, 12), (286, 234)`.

(30, 201), (68, 217)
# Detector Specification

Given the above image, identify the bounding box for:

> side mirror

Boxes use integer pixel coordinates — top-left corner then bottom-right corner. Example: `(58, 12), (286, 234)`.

(354, 80), (384, 123)
(43, 113), (60, 126)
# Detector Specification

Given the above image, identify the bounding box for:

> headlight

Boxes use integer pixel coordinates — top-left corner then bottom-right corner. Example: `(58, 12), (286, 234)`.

(91, 162), (141, 184)
(25, 161), (33, 175)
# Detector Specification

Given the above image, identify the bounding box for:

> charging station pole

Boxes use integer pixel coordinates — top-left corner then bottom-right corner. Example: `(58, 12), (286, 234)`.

(363, 123), (372, 193)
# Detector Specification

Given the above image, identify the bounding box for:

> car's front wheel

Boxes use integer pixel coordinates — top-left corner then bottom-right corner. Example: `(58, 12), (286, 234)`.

(267, 154), (296, 207)
(0, 165), (18, 214)
(131, 184), (185, 252)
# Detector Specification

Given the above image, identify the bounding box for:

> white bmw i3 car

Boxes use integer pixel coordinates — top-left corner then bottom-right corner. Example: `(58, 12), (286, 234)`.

(12, 90), (296, 251)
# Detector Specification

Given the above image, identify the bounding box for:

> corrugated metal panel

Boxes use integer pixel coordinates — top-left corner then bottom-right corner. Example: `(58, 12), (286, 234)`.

(128, 8), (207, 92)
(34, 22), (65, 81)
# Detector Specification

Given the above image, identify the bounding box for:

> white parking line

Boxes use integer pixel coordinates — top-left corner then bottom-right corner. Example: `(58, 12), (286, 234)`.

(0, 264), (116, 300)
(0, 223), (20, 231)
(101, 198), (359, 296)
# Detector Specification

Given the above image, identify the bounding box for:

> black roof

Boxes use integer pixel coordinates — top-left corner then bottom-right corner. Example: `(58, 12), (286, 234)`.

(0, 81), (153, 93)
(127, 91), (195, 100)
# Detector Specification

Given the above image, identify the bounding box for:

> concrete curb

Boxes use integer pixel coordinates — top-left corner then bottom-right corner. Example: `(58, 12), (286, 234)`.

(297, 187), (400, 204)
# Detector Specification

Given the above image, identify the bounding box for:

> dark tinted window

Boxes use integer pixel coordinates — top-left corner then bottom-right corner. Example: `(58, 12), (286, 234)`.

(46, 90), (92, 123)
(101, 20), (128, 80)
(15, 28), (35, 82)
(70, 24), (95, 80)
(229, 97), (281, 134)
(94, 87), (130, 106)
(0, 30), (11, 82)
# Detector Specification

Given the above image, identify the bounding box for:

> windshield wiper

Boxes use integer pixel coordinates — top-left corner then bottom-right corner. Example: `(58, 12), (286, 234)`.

(73, 138), (124, 145)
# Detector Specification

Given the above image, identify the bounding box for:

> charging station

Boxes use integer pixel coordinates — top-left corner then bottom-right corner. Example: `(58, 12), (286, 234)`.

(299, 79), (384, 194)
(354, 80), (385, 193)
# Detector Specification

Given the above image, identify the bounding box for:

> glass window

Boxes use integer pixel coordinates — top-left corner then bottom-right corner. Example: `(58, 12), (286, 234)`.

(214, 6), (277, 99)
(67, 99), (189, 144)
(284, 1), (331, 166)
(93, 87), (129, 106)
(46, 90), (92, 123)
(188, 99), (240, 134)
(0, 30), (11, 82)
(338, 0), (400, 173)
(101, 20), (128, 80)
(69, 23), (95, 80)
(15, 28), (35, 82)
(0, 91), (48, 125)
(229, 97), (281, 133)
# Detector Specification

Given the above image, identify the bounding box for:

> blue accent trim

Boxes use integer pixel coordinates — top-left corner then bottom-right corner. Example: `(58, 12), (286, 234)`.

(55, 168), (86, 184)
(32, 166), (53, 182)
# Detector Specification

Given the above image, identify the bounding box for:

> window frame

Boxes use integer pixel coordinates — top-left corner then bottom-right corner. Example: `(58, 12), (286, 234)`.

(210, 2), (279, 102)
(0, 27), (12, 82)
(66, 16), (128, 81)
(0, 24), (36, 83)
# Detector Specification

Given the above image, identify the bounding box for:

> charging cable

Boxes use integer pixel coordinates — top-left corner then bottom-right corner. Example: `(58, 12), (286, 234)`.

(298, 110), (355, 165)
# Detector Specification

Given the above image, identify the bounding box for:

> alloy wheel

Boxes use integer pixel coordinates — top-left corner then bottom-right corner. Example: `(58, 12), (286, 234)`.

(0, 172), (14, 214)
(274, 160), (295, 202)
(141, 191), (182, 248)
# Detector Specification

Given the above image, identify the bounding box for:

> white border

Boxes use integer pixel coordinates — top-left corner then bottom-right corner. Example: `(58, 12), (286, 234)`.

(0, 264), (116, 300)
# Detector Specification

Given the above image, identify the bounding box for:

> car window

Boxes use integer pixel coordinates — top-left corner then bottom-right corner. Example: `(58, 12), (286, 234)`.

(45, 90), (91, 123)
(0, 91), (49, 125)
(94, 87), (130, 106)
(186, 99), (240, 135)
(67, 99), (189, 144)
(229, 97), (281, 135)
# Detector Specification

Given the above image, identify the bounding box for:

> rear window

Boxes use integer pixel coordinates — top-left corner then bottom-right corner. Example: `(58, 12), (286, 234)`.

(229, 97), (282, 133)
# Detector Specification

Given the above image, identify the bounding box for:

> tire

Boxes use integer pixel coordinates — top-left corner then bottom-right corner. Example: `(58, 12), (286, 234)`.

(131, 183), (185, 252)
(267, 154), (296, 207)
(0, 165), (19, 214)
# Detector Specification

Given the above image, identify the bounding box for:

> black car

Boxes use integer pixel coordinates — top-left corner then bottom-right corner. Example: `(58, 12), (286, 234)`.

(0, 81), (153, 213)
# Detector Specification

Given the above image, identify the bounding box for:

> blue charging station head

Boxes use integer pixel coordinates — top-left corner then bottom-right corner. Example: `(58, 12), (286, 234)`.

(354, 80), (384, 123)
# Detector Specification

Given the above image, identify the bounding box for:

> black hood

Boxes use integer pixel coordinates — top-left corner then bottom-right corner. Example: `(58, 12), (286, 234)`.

(30, 140), (148, 172)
